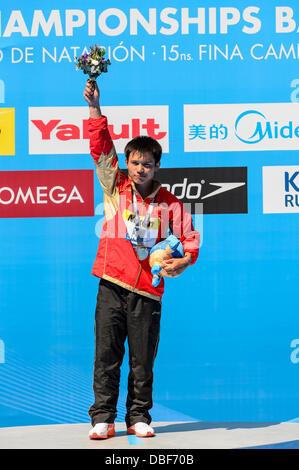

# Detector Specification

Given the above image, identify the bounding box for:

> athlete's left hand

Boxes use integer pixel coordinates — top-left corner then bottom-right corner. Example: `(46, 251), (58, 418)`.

(162, 254), (192, 277)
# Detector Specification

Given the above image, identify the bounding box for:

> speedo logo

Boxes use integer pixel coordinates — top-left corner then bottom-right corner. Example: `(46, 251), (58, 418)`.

(161, 177), (245, 200)
(158, 167), (248, 214)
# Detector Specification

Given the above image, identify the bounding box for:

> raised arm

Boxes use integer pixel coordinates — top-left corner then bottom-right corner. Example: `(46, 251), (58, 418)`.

(83, 79), (102, 118)
(83, 80), (119, 196)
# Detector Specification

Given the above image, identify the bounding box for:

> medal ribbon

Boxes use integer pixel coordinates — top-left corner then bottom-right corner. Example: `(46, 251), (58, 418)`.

(131, 191), (155, 244)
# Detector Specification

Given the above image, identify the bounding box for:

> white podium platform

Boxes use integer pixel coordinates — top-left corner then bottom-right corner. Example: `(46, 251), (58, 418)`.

(0, 421), (299, 449)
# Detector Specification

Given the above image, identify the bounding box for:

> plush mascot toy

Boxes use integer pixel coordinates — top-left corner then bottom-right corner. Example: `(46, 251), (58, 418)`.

(149, 234), (184, 287)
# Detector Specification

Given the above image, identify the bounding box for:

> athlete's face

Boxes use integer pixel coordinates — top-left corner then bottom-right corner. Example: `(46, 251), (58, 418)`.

(126, 151), (160, 188)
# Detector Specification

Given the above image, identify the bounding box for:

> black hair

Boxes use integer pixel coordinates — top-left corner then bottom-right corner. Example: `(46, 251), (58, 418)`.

(124, 135), (162, 164)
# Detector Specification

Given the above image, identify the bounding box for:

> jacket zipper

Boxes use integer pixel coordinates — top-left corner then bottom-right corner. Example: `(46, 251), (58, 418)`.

(133, 197), (146, 288)
(133, 264), (142, 288)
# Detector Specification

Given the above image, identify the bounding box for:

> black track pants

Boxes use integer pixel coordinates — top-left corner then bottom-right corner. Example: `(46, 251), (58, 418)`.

(88, 278), (161, 427)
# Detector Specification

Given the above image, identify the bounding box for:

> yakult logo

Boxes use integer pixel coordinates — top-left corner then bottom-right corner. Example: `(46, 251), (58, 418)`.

(263, 165), (299, 214)
(0, 170), (94, 218)
(184, 103), (299, 152)
(29, 106), (169, 155)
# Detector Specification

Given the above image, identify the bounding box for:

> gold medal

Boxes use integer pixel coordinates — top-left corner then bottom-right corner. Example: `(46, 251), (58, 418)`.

(134, 244), (149, 261)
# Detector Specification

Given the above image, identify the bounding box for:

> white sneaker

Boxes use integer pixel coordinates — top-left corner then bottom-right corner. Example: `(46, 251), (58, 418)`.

(89, 423), (115, 439)
(127, 422), (155, 437)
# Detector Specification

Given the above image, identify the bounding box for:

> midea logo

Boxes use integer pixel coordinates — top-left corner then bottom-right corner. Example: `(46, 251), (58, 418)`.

(235, 110), (299, 144)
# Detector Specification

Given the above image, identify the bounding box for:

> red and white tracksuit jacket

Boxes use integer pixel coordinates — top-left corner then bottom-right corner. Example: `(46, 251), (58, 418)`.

(88, 116), (200, 302)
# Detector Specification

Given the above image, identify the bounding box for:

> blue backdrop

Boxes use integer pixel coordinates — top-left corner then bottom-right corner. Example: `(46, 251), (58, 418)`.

(0, 0), (299, 427)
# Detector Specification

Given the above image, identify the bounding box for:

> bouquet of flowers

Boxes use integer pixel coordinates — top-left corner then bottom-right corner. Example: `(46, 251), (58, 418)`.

(75, 45), (111, 91)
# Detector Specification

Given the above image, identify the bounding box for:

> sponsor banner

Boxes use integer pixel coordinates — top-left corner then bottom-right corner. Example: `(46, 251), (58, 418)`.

(0, 108), (15, 155)
(263, 165), (299, 214)
(29, 105), (169, 155)
(0, 170), (94, 218)
(158, 167), (247, 214)
(184, 103), (299, 152)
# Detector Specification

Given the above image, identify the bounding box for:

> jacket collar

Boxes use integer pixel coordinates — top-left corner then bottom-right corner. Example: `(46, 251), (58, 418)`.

(130, 178), (161, 200)
(119, 171), (161, 200)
